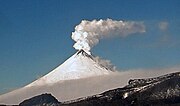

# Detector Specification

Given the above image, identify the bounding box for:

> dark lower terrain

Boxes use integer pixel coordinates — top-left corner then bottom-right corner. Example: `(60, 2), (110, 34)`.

(19, 93), (60, 106)
(18, 72), (180, 106)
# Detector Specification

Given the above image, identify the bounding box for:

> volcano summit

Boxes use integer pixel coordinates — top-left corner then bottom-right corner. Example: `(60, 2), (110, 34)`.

(26, 50), (113, 87)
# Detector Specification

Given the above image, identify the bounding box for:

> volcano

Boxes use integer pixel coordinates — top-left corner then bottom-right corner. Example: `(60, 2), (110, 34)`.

(26, 50), (113, 87)
(0, 50), (116, 105)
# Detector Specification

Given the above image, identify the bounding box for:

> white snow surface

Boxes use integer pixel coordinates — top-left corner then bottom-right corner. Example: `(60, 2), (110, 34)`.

(26, 50), (112, 87)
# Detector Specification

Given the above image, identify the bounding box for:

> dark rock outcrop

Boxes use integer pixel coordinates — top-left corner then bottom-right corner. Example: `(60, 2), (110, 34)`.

(19, 93), (60, 106)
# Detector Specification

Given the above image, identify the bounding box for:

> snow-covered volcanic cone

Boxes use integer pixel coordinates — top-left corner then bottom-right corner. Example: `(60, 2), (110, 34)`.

(26, 50), (113, 87)
(0, 50), (114, 104)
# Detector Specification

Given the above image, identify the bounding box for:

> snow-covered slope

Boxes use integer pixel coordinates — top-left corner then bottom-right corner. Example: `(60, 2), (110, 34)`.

(26, 50), (112, 87)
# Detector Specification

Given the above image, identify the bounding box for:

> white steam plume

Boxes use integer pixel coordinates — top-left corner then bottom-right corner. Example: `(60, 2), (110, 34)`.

(71, 19), (146, 54)
(93, 56), (116, 71)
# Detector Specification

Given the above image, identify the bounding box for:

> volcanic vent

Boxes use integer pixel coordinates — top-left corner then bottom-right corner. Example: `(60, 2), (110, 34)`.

(26, 50), (113, 87)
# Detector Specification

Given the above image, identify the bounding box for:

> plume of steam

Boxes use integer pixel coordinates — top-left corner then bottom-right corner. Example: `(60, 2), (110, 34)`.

(93, 56), (116, 71)
(71, 19), (146, 54)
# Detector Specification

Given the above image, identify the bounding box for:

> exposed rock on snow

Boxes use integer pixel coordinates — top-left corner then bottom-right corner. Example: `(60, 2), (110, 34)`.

(19, 93), (60, 106)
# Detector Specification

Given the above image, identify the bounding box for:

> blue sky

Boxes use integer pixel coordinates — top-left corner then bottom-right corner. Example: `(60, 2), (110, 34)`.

(0, 0), (180, 94)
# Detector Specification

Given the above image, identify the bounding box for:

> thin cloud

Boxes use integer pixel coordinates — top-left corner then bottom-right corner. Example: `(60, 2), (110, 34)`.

(133, 21), (179, 49)
(156, 21), (180, 48)
(158, 21), (168, 31)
